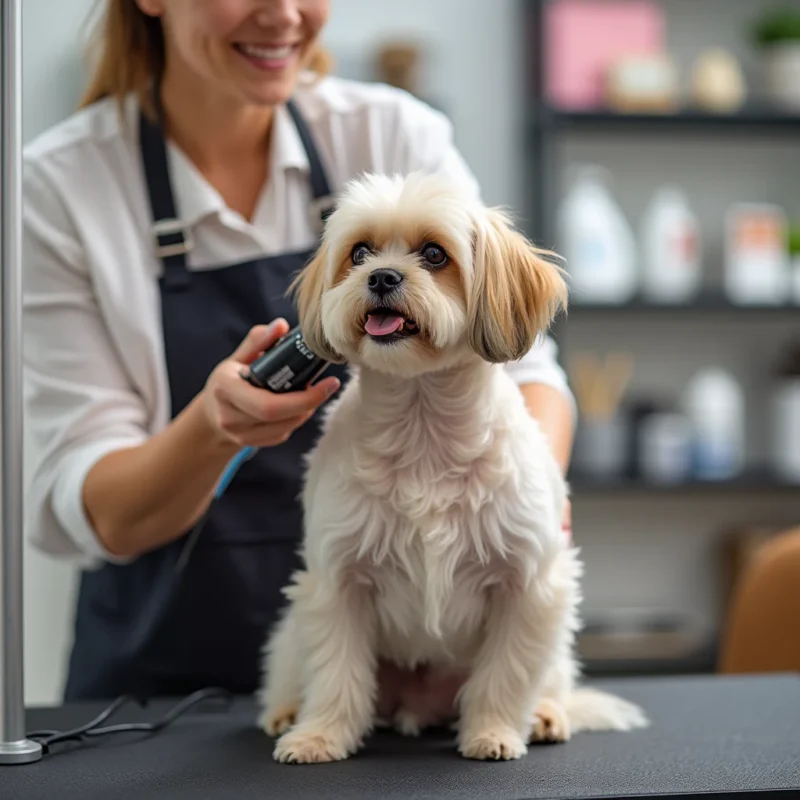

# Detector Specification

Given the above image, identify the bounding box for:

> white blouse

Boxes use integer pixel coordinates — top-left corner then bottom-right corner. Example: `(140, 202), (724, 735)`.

(22, 74), (574, 568)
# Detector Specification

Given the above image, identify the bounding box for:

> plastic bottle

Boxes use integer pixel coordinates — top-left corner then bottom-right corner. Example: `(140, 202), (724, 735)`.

(682, 369), (745, 480)
(558, 166), (638, 304)
(640, 187), (702, 303)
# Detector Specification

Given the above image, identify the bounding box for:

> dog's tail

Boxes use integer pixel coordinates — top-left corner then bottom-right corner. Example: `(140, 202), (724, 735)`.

(564, 687), (649, 733)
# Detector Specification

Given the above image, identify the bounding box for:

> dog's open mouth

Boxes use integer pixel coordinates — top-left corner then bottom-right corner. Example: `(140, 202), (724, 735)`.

(364, 308), (420, 342)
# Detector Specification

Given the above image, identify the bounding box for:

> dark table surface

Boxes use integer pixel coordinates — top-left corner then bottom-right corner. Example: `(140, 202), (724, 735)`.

(3, 674), (800, 799)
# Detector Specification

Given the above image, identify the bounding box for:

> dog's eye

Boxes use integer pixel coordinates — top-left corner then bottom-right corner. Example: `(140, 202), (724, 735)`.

(421, 243), (448, 268)
(351, 243), (372, 266)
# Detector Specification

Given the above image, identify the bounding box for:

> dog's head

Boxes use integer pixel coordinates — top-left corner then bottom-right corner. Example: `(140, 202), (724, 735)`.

(291, 172), (568, 377)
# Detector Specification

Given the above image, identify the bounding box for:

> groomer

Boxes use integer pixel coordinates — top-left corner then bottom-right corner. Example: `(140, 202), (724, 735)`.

(23, 0), (576, 702)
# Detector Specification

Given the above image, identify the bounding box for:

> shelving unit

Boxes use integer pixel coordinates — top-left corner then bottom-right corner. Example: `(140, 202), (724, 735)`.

(533, 105), (800, 134)
(520, 0), (800, 677)
(563, 295), (800, 316)
(522, 0), (800, 243)
(569, 467), (798, 495)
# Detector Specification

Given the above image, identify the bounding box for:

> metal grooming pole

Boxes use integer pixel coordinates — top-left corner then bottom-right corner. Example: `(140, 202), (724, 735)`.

(0, 0), (42, 765)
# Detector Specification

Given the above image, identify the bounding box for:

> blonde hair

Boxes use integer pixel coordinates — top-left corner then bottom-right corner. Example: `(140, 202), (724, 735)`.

(79, 0), (333, 116)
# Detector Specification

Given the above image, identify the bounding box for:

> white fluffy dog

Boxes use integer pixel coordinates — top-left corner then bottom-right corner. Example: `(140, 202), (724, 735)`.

(257, 171), (647, 763)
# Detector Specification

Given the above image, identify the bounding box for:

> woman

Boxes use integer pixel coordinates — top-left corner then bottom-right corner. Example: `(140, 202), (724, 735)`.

(23, 0), (575, 701)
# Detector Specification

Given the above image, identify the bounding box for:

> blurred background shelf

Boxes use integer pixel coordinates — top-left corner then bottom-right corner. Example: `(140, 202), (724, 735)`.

(534, 104), (800, 134)
(568, 467), (799, 494)
(581, 649), (718, 678)
(564, 294), (800, 315)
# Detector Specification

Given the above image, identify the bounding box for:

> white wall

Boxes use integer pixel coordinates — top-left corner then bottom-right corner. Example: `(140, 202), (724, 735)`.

(22, 0), (98, 706)
(322, 0), (525, 211)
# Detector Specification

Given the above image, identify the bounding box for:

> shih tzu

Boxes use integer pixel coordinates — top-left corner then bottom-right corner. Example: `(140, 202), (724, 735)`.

(257, 171), (647, 763)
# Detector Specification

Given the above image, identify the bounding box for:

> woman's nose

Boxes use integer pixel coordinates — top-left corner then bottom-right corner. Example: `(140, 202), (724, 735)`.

(254, 0), (301, 30)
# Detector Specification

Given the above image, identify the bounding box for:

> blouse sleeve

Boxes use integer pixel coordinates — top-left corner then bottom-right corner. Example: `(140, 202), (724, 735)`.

(22, 159), (147, 566)
(392, 94), (575, 412)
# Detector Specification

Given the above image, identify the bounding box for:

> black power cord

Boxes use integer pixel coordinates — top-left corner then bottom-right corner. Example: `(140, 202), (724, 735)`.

(26, 687), (233, 755)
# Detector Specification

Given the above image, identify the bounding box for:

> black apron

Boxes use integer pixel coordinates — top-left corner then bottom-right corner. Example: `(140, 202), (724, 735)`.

(63, 97), (347, 701)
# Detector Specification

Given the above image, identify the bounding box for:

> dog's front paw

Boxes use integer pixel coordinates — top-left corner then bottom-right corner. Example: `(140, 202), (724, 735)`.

(259, 704), (298, 737)
(459, 725), (527, 761)
(530, 698), (571, 744)
(273, 727), (351, 764)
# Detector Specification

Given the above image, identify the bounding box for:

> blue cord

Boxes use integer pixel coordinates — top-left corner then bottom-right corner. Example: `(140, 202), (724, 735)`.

(214, 445), (258, 499)
(174, 446), (258, 576)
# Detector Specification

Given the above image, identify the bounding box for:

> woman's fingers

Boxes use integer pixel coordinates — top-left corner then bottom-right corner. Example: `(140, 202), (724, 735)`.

(225, 366), (341, 422)
(232, 319), (290, 364)
(202, 321), (340, 450)
(245, 416), (313, 447)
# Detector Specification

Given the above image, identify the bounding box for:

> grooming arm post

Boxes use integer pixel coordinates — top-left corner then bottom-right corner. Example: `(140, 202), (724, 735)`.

(0, 0), (42, 765)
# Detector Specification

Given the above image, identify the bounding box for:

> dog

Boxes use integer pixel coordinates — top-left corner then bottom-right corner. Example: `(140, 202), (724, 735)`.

(257, 171), (647, 763)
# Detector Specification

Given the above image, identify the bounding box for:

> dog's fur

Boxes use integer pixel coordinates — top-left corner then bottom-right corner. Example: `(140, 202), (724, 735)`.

(257, 172), (647, 763)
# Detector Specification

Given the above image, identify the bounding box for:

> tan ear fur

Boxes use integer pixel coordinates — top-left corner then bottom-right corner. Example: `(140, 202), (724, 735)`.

(287, 241), (344, 363)
(468, 208), (568, 363)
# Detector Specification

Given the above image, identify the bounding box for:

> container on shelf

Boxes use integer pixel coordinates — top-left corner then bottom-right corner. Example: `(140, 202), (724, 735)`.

(638, 412), (693, 484)
(558, 165), (638, 304)
(640, 186), (702, 304)
(683, 368), (746, 481)
(724, 204), (789, 305)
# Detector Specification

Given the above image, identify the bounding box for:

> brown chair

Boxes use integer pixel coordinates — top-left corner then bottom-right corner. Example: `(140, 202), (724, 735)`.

(718, 526), (800, 674)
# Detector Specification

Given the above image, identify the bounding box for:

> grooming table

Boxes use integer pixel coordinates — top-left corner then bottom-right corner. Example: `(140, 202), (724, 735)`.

(6, 674), (800, 799)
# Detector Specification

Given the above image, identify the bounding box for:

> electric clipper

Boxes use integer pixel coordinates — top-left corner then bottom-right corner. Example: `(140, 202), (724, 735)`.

(242, 325), (330, 392)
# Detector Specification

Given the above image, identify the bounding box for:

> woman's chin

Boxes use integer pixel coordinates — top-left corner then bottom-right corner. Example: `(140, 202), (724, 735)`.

(238, 79), (297, 108)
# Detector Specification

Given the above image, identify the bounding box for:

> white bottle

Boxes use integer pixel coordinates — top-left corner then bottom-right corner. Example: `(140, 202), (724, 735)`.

(724, 204), (788, 305)
(640, 187), (702, 303)
(683, 369), (745, 480)
(558, 166), (638, 304)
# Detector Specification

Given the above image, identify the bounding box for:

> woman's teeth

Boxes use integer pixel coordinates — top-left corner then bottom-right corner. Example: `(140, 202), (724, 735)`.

(237, 44), (293, 60)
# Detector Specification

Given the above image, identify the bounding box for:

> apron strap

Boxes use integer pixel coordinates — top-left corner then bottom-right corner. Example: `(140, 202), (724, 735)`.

(285, 98), (336, 231)
(139, 90), (335, 289)
(139, 100), (194, 290)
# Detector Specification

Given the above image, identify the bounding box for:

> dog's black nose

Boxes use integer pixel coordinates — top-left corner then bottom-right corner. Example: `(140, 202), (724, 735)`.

(368, 268), (404, 296)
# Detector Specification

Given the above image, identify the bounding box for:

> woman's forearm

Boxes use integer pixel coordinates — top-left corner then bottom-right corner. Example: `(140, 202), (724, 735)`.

(519, 383), (575, 474)
(82, 392), (241, 559)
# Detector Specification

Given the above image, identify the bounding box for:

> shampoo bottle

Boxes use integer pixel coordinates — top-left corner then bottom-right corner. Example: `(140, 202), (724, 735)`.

(559, 166), (638, 304)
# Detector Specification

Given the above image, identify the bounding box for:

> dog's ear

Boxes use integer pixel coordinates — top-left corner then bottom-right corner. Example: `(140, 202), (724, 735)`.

(288, 241), (344, 363)
(468, 207), (568, 363)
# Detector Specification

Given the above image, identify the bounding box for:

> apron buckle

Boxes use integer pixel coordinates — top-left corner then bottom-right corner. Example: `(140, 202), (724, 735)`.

(153, 218), (194, 259)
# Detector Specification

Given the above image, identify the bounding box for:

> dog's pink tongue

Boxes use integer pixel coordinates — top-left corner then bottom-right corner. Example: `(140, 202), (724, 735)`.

(365, 313), (403, 336)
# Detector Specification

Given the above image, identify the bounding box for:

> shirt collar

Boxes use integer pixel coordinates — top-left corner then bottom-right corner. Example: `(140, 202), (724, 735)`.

(154, 100), (310, 229)
(270, 100), (310, 174)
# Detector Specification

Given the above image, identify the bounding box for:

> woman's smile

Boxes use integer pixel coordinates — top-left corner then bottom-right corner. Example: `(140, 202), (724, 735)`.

(233, 41), (300, 72)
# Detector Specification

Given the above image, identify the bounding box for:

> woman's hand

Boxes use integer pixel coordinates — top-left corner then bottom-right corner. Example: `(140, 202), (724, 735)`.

(203, 319), (341, 449)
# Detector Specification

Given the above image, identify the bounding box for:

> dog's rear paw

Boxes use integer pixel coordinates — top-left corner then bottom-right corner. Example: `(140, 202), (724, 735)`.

(259, 705), (297, 737)
(530, 698), (571, 743)
(273, 727), (350, 764)
(459, 725), (527, 761)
